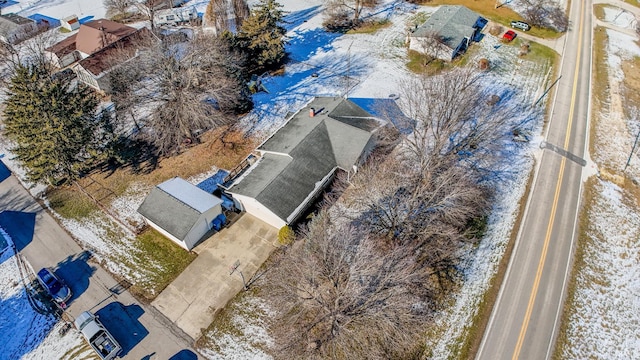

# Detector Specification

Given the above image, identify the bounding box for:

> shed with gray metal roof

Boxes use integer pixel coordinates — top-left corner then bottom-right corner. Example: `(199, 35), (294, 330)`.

(138, 177), (223, 250)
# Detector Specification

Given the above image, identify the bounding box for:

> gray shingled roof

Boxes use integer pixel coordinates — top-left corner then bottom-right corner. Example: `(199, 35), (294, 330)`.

(413, 5), (481, 50)
(0, 14), (35, 37)
(229, 97), (381, 222)
(137, 178), (222, 241)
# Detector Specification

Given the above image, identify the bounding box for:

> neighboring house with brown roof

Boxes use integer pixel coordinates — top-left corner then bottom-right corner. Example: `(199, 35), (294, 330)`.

(0, 14), (39, 44)
(73, 27), (152, 92)
(45, 19), (139, 68)
(45, 19), (152, 92)
(45, 35), (82, 68)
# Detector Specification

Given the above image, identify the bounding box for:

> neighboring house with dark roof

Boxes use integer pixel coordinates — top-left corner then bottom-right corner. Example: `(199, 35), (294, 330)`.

(409, 5), (487, 61)
(225, 97), (383, 229)
(138, 177), (224, 251)
(45, 19), (151, 91)
(0, 14), (39, 44)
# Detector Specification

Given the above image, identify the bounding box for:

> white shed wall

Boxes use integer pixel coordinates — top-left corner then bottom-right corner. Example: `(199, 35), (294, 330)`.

(182, 204), (222, 250)
(145, 218), (189, 251)
(144, 204), (222, 251)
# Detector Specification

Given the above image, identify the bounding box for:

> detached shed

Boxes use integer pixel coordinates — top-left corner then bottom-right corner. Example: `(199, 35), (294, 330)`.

(61, 15), (80, 31)
(137, 177), (223, 251)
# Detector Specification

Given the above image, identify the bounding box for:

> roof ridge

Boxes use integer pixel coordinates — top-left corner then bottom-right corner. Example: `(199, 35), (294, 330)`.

(156, 186), (203, 214)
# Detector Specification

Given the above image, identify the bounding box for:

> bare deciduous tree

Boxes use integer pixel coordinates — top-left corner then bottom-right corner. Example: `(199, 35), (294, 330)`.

(233, 0), (250, 29)
(267, 211), (430, 359)
(109, 34), (250, 156)
(323, 0), (380, 31)
(205, 0), (250, 34)
(0, 31), (61, 89)
(522, 0), (568, 32)
(264, 66), (530, 358)
(415, 31), (447, 65)
(104, 0), (133, 19)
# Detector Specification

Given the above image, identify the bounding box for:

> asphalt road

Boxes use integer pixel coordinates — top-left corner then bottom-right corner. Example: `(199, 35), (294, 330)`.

(476, 0), (593, 359)
(0, 169), (199, 360)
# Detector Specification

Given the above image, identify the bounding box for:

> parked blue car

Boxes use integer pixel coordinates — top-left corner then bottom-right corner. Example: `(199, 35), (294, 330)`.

(36, 268), (72, 306)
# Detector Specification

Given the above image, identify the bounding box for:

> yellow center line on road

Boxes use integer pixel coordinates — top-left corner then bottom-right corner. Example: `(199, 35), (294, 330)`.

(511, 1), (586, 359)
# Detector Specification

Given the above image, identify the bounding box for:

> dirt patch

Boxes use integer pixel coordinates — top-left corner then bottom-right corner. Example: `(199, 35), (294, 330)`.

(621, 57), (640, 111)
(68, 126), (258, 209)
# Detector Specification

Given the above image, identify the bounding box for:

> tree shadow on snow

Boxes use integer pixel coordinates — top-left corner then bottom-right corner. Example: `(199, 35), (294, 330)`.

(283, 5), (323, 31)
(286, 27), (342, 63)
(95, 302), (148, 356)
(0, 291), (56, 359)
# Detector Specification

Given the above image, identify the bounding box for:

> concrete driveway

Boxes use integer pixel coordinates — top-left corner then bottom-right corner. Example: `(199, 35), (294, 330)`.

(152, 213), (278, 340)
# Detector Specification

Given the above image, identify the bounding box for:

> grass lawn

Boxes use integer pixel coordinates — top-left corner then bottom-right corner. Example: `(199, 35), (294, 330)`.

(406, 49), (448, 74)
(590, 26), (609, 157)
(348, 18), (392, 34)
(130, 228), (197, 300)
(552, 176), (597, 360)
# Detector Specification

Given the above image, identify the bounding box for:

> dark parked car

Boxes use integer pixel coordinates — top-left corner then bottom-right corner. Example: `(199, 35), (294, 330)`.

(36, 268), (72, 305)
(510, 20), (531, 31)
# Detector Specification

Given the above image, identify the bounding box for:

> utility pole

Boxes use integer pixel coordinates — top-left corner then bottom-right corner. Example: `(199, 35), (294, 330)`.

(229, 259), (248, 291)
(344, 41), (353, 98)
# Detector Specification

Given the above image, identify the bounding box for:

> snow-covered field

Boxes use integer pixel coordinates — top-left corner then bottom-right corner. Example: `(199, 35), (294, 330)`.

(1, 0), (614, 358)
(559, 5), (640, 359)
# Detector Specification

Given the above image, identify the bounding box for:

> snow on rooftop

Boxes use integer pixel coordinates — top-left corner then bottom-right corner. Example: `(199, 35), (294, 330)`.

(157, 177), (223, 213)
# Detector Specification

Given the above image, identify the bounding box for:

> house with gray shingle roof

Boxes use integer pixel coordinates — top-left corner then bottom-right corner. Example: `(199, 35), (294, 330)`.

(137, 177), (224, 250)
(0, 14), (39, 44)
(225, 97), (383, 229)
(409, 5), (487, 61)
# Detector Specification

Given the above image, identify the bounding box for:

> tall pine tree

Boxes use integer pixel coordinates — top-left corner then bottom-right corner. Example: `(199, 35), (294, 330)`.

(234, 0), (286, 74)
(3, 64), (100, 185)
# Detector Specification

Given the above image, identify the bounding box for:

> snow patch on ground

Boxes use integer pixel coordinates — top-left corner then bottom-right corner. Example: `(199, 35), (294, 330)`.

(603, 6), (638, 29)
(200, 297), (274, 360)
(0, 0), (563, 358)
(561, 180), (640, 359)
(605, 29), (640, 83)
(109, 182), (151, 231)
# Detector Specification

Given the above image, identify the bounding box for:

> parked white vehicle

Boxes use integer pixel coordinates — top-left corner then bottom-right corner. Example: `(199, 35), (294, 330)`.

(154, 6), (199, 27)
(74, 311), (122, 360)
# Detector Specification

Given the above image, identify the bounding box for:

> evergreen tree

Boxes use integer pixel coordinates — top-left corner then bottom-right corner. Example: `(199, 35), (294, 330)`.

(2, 64), (100, 185)
(234, 0), (286, 74)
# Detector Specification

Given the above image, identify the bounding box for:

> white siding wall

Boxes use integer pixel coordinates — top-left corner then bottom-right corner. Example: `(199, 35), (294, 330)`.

(145, 218), (189, 251)
(182, 204), (223, 250)
(231, 194), (286, 229)
(408, 37), (454, 61)
(145, 204), (222, 251)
